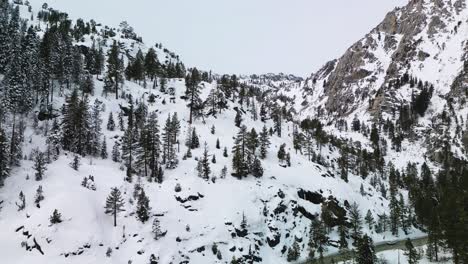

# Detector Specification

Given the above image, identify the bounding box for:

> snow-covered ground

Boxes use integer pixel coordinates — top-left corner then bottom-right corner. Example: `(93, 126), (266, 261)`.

(2, 1), (464, 263)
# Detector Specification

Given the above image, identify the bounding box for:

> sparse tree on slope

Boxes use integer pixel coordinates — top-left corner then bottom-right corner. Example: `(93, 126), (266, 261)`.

(34, 152), (47, 181)
(404, 238), (421, 264)
(259, 125), (270, 159)
(106, 40), (124, 99)
(50, 209), (62, 224)
(356, 235), (376, 264)
(105, 187), (125, 227)
(107, 112), (115, 131)
(136, 188), (151, 223)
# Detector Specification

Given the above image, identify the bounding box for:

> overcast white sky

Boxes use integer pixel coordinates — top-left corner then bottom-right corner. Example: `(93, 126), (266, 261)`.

(29, 0), (408, 76)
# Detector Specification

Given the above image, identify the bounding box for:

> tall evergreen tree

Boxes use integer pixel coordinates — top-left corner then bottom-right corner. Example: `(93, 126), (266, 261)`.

(259, 125), (270, 159)
(232, 125), (249, 179)
(0, 126), (10, 187)
(185, 68), (202, 124)
(197, 142), (211, 180)
(88, 99), (103, 156)
(136, 188), (151, 223)
(105, 187), (125, 227)
(46, 118), (61, 162)
(107, 112), (115, 131)
(106, 40), (124, 99)
(137, 112), (161, 180)
(349, 202), (363, 240)
(404, 239), (421, 264)
(121, 123), (139, 181)
(101, 136), (108, 159)
(34, 152), (47, 181)
(144, 47), (159, 82)
(308, 217), (329, 261)
(112, 141), (121, 162)
(356, 235), (376, 264)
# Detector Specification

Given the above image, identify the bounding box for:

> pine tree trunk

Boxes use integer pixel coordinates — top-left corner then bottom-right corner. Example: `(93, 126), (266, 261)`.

(50, 81), (54, 104)
(115, 81), (119, 100)
(113, 206), (117, 227)
(9, 112), (16, 165)
(189, 89), (194, 124)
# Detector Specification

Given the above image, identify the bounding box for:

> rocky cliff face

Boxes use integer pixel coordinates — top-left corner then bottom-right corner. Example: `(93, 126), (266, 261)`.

(301, 0), (468, 123)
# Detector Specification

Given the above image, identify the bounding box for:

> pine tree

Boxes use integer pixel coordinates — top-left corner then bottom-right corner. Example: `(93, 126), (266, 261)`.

(34, 185), (45, 208)
(365, 210), (375, 231)
(16, 191), (25, 211)
(370, 123), (380, 147)
(287, 240), (300, 262)
(88, 99), (103, 156)
(277, 144), (286, 164)
(159, 78), (167, 93)
(198, 142), (211, 180)
(190, 127), (200, 149)
(223, 147), (228, 157)
(349, 202), (363, 241)
(62, 90), (91, 155)
(240, 212), (248, 231)
(232, 125), (249, 179)
(50, 209), (62, 224)
(105, 187), (125, 227)
(246, 128), (259, 155)
(144, 47), (159, 82)
(260, 104), (267, 122)
(46, 119), (61, 162)
(106, 40), (124, 99)
(259, 125), (270, 159)
(80, 73), (94, 94)
(162, 114), (178, 169)
(112, 141), (121, 162)
(338, 224), (349, 250)
(216, 138), (220, 149)
(136, 189), (151, 223)
(271, 106), (282, 137)
(101, 136), (108, 159)
(107, 112), (115, 131)
(356, 235), (376, 264)
(137, 112), (161, 180)
(128, 49), (145, 83)
(251, 157), (263, 178)
(121, 125), (139, 181)
(70, 155), (81, 171)
(404, 239), (421, 264)
(34, 152), (47, 181)
(286, 153), (291, 167)
(389, 192), (400, 236)
(8, 117), (24, 167)
(426, 210), (442, 262)
(234, 111), (242, 127)
(309, 218), (329, 261)
(220, 165), (228, 179)
(2, 34), (33, 116)
(185, 68), (202, 124)
(0, 126), (10, 187)
(339, 148), (349, 182)
(352, 115), (361, 131)
(152, 218), (164, 240)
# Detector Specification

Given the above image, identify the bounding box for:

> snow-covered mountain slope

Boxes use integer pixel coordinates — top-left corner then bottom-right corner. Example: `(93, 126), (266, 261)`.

(2, 76), (415, 264)
(302, 0), (467, 117)
(0, 0), (466, 264)
(297, 0), (468, 161)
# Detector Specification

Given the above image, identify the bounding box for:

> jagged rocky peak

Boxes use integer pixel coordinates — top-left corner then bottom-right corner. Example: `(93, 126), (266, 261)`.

(302, 0), (468, 119)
